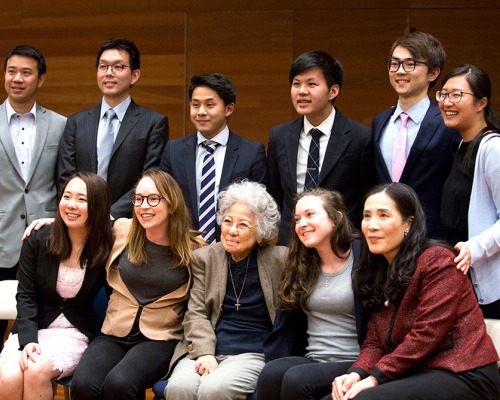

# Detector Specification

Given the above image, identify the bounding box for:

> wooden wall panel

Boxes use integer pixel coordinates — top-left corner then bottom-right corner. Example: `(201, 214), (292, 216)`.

(0, 9), (186, 138)
(186, 11), (294, 144)
(294, 9), (410, 127)
(411, 9), (500, 107)
(0, 3), (496, 143)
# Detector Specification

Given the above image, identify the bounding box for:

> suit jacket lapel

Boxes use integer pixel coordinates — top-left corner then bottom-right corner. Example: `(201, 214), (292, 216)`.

(84, 105), (102, 172)
(286, 119), (302, 193)
(26, 105), (49, 183)
(401, 103), (441, 181)
(0, 101), (24, 178)
(220, 131), (238, 190)
(184, 135), (199, 223)
(374, 109), (393, 181)
(112, 100), (139, 155)
(319, 109), (352, 184)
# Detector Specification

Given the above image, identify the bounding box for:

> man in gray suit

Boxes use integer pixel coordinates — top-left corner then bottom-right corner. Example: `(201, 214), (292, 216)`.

(0, 45), (66, 345)
(57, 38), (168, 218)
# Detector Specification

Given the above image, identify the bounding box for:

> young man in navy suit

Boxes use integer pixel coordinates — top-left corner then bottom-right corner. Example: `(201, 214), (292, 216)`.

(267, 51), (376, 245)
(57, 38), (168, 219)
(372, 31), (459, 239)
(159, 73), (267, 243)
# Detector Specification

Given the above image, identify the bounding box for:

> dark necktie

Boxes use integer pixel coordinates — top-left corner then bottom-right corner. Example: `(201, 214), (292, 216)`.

(304, 128), (322, 189)
(97, 109), (117, 180)
(199, 141), (219, 244)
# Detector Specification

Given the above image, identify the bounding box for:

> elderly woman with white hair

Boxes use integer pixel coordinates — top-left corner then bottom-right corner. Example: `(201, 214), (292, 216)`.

(165, 180), (287, 400)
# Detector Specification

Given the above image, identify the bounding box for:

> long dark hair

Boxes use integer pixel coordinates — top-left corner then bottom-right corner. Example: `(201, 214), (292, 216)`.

(441, 64), (500, 167)
(279, 188), (359, 311)
(47, 172), (113, 269)
(354, 183), (450, 311)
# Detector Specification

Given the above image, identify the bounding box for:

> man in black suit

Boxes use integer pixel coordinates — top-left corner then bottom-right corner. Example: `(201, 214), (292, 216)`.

(57, 38), (168, 218)
(160, 73), (267, 243)
(372, 32), (459, 239)
(268, 51), (376, 245)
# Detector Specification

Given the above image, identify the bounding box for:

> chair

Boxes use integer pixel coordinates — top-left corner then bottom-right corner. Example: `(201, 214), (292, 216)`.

(0, 280), (18, 320)
(152, 379), (256, 400)
(484, 318), (500, 368)
(56, 286), (109, 400)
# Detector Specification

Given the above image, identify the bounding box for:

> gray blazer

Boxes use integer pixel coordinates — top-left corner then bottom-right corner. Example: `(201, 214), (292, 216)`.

(0, 100), (66, 269)
(168, 242), (287, 373)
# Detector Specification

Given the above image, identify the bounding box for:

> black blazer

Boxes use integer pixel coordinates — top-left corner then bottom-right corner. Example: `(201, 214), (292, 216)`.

(267, 109), (377, 245)
(263, 240), (368, 362)
(159, 130), (268, 239)
(57, 100), (169, 218)
(372, 101), (460, 239)
(13, 226), (106, 349)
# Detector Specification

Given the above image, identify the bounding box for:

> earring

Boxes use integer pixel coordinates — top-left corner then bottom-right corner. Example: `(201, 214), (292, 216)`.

(404, 230), (409, 237)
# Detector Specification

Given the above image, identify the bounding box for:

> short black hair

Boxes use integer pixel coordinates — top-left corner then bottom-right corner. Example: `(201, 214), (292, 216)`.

(189, 73), (236, 106)
(96, 38), (140, 70)
(289, 51), (343, 104)
(288, 51), (344, 88)
(4, 45), (47, 76)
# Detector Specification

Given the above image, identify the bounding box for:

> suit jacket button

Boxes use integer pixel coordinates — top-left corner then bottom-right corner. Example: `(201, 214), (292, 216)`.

(20, 214), (26, 219)
(187, 344), (193, 351)
(25, 189), (29, 194)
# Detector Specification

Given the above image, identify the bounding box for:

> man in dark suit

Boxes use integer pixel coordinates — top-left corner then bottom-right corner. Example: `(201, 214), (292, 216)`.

(0, 45), (66, 346)
(268, 51), (376, 245)
(57, 38), (168, 218)
(372, 31), (459, 239)
(160, 73), (267, 243)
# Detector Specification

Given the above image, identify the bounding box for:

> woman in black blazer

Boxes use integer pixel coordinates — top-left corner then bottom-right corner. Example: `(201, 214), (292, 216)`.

(0, 171), (113, 400)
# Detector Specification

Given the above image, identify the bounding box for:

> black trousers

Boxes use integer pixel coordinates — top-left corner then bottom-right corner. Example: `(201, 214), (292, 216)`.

(256, 356), (353, 400)
(320, 363), (500, 400)
(71, 333), (177, 400)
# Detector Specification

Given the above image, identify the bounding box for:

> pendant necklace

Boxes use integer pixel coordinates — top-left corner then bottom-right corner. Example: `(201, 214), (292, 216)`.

(227, 255), (250, 311)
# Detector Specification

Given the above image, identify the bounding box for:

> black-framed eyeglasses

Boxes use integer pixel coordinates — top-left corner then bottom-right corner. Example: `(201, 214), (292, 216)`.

(130, 194), (163, 207)
(97, 64), (131, 74)
(386, 59), (428, 72)
(436, 90), (475, 104)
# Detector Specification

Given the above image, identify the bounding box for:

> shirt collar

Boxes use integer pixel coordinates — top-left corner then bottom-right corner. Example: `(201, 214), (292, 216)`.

(6, 100), (37, 123)
(197, 125), (230, 146)
(100, 96), (131, 121)
(392, 96), (430, 124)
(303, 106), (336, 137)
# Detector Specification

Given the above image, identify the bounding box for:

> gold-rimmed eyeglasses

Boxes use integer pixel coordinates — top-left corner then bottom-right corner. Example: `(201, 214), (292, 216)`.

(97, 64), (131, 74)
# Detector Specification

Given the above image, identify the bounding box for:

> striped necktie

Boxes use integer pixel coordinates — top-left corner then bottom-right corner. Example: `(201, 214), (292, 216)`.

(97, 109), (117, 180)
(199, 141), (219, 244)
(304, 128), (322, 189)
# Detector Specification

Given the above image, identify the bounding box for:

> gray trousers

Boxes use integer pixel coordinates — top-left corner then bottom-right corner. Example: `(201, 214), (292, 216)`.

(165, 352), (265, 400)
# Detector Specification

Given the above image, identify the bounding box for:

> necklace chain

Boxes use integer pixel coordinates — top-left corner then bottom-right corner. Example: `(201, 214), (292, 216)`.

(227, 255), (250, 311)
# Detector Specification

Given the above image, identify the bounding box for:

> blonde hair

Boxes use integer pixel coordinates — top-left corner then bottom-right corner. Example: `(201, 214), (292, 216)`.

(127, 170), (203, 267)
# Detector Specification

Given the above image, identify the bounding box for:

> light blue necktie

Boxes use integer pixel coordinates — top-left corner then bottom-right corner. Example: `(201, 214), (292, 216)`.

(97, 109), (117, 180)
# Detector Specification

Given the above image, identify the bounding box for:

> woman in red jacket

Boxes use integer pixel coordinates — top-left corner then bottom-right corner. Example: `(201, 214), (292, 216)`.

(331, 183), (500, 400)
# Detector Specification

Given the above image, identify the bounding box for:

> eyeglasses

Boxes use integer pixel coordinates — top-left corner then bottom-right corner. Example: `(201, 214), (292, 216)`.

(222, 219), (254, 232)
(130, 194), (163, 207)
(386, 59), (428, 72)
(435, 90), (475, 104)
(97, 64), (131, 74)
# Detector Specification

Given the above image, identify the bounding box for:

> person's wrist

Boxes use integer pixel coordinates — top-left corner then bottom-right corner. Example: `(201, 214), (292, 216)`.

(368, 375), (379, 385)
(349, 372), (361, 382)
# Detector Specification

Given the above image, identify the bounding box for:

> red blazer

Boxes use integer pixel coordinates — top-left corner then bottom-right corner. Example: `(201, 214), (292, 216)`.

(351, 246), (498, 384)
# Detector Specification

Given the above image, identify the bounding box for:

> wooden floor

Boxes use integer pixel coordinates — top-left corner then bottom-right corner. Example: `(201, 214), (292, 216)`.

(53, 386), (156, 400)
